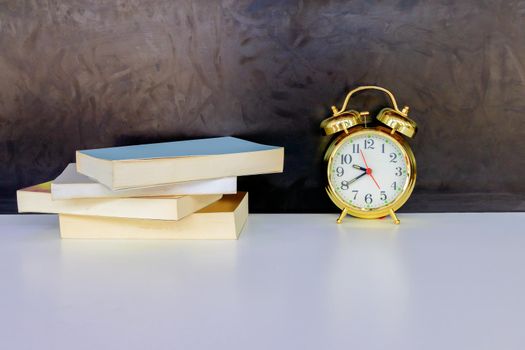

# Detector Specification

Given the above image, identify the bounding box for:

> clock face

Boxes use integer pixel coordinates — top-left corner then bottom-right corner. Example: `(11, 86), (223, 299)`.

(328, 130), (411, 211)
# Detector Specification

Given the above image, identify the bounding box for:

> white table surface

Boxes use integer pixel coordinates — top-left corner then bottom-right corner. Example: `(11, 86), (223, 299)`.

(1, 213), (524, 350)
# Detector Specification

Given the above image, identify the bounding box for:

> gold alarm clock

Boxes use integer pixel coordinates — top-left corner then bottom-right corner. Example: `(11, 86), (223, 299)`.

(320, 86), (417, 224)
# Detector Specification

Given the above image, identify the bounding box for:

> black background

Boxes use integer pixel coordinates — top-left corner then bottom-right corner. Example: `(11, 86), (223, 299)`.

(1, 0), (524, 213)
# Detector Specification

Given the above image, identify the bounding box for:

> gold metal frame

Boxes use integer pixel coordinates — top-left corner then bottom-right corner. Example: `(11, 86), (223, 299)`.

(331, 85), (403, 116)
(331, 85), (417, 139)
(324, 126), (417, 223)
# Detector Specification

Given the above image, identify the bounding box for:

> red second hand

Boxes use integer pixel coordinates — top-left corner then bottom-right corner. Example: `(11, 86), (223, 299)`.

(369, 172), (381, 190)
(360, 150), (381, 190)
(360, 149), (369, 169)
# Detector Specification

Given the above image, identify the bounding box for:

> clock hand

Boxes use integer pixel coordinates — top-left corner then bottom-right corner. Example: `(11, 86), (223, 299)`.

(360, 150), (381, 190)
(359, 149), (370, 169)
(346, 171), (367, 185)
(352, 164), (367, 171)
(368, 171), (381, 190)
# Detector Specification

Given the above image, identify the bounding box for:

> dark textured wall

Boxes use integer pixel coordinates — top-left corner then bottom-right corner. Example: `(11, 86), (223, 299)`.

(1, 0), (524, 213)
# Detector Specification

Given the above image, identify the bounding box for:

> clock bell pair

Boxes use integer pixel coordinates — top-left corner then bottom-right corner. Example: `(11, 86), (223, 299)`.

(320, 86), (418, 224)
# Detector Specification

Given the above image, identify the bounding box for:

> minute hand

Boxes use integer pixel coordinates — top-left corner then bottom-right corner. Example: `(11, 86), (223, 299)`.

(346, 171), (367, 185)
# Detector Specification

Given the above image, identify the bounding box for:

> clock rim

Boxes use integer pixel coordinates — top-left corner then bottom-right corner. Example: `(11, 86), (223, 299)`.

(324, 126), (417, 219)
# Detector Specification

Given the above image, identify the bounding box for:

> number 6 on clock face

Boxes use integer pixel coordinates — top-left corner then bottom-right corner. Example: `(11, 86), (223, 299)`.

(325, 127), (416, 219)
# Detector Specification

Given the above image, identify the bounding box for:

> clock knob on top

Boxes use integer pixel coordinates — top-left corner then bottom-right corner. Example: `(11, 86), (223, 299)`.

(377, 106), (417, 138)
(320, 109), (372, 136)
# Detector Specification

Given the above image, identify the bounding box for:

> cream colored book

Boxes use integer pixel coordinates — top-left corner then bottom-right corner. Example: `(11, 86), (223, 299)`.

(17, 182), (222, 221)
(52, 163), (237, 199)
(59, 192), (248, 240)
(76, 136), (284, 190)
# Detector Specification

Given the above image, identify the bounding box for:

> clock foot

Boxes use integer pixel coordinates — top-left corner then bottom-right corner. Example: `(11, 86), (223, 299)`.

(389, 209), (400, 225)
(336, 208), (348, 224)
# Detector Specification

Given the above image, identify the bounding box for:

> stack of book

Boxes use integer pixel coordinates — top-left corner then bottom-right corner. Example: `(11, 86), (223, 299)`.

(17, 137), (284, 239)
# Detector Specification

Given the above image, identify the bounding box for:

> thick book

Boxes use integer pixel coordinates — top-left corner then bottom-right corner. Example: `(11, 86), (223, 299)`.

(59, 192), (248, 240)
(17, 182), (222, 221)
(52, 163), (237, 199)
(76, 136), (284, 190)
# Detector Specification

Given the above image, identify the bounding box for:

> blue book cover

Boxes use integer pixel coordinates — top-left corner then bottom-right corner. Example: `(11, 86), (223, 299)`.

(78, 136), (280, 160)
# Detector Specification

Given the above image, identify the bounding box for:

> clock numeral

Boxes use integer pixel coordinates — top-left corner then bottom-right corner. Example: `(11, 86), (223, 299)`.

(336, 166), (344, 177)
(364, 193), (373, 204)
(380, 191), (387, 201)
(391, 182), (397, 190)
(389, 153), (398, 163)
(364, 138), (374, 149)
(352, 190), (359, 200)
(352, 143), (360, 154)
(340, 154), (352, 164)
(381, 143), (385, 153)
(341, 181), (349, 190)
(395, 167), (402, 176)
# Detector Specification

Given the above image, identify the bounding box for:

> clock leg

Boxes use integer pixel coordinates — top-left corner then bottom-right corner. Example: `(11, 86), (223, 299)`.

(389, 209), (400, 225)
(336, 208), (348, 224)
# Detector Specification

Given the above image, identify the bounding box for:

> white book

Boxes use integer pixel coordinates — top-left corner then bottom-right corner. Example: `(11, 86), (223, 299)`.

(51, 164), (237, 199)
(17, 182), (222, 221)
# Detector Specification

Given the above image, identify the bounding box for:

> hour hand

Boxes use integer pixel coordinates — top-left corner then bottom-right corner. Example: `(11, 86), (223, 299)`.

(352, 164), (367, 171)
